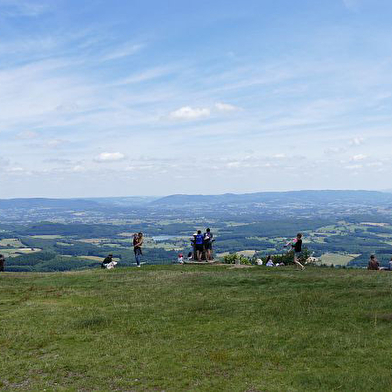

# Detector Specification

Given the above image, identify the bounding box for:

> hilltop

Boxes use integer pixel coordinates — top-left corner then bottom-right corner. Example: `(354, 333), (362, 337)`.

(151, 190), (392, 207)
(1, 265), (392, 391)
(2, 190), (392, 210)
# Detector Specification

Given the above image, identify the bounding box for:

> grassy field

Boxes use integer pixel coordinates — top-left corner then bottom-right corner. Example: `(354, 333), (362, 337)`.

(0, 247), (42, 258)
(1, 266), (392, 391)
(0, 238), (24, 247)
(320, 253), (359, 266)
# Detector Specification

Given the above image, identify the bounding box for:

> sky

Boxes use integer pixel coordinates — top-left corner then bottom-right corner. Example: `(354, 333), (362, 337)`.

(1, 0), (392, 198)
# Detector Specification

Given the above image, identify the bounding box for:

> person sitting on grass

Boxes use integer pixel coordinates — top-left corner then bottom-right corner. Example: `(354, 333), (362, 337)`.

(266, 255), (274, 267)
(367, 255), (379, 270)
(101, 254), (117, 269)
(292, 233), (305, 270)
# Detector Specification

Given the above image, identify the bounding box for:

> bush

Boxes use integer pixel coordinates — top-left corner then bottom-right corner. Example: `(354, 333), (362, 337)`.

(222, 253), (254, 265)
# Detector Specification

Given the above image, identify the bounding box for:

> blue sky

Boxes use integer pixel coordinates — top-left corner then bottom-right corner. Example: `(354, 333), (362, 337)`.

(1, 0), (392, 197)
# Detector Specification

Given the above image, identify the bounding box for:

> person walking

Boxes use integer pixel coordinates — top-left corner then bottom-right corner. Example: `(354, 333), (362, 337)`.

(133, 232), (144, 267)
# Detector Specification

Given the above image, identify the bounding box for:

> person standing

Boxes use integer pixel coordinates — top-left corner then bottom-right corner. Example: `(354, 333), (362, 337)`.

(0, 254), (5, 272)
(133, 232), (144, 267)
(292, 233), (305, 270)
(203, 228), (214, 261)
(195, 230), (204, 261)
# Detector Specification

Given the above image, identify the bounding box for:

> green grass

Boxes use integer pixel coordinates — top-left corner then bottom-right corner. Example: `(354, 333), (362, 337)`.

(0, 238), (24, 247)
(1, 266), (392, 391)
(0, 247), (42, 258)
(31, 235), (65, 240)
(320, 253), (358, 266)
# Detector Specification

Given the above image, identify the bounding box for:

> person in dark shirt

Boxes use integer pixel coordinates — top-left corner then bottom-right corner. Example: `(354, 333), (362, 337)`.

(292, 233), (305, 270)
(0, 254), (5, 272)
(101, 254), (114, 269)
(203, 228), (214, 261)
(133, 232), (144, 267)
(367, 255), (379, 270)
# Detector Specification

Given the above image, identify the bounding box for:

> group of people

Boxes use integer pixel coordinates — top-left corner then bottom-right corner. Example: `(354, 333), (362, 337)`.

(5, 229), (392, 272)
(101, 229), (215, 269)
(190, 228), (214, 262)
(101, 232), (144, 269)
(254, 233), (304, 269)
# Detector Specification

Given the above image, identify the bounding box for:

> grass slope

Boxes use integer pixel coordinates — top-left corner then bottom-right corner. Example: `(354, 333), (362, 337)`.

(1, 266), (392, 391)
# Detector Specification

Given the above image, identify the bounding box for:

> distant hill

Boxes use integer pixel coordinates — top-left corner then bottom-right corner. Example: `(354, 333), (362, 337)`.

(151, 190), (392, 207)
(85, 196), (159, 206)
(0, 198), (99, 210)
(1, 191), (392, 211)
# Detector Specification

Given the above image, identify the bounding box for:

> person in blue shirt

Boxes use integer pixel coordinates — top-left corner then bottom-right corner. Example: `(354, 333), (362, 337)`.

(195, 230), (204, 261)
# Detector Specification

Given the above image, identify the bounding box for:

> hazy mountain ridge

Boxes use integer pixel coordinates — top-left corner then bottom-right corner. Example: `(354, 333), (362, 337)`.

(0, 198), (99, 210)
(151, 190), (392, 207)
(1, 190), (392, 210)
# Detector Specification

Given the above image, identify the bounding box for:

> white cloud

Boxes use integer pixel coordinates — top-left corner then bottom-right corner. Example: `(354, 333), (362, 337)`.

(114, 66), (174, 86)
(351, 154), (367, 161)
(6, 166), (25, 173)
(345, 164), (363, 170)
(214, 102), (240, 112)
(169, 106), (210, 120)
(324, 147), (347, 155)
(72, 165), (85, 172)
(226, 161), (241, 168)
(95, 152), (125, 162)
(101, 43), (144, 61)
(0, 0), (49, 17)
(349, 137), (364, 146)
(46, 139), (67, 148)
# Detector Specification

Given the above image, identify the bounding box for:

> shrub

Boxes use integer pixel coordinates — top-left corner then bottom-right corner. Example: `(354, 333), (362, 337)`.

(222, 253), (253, 265)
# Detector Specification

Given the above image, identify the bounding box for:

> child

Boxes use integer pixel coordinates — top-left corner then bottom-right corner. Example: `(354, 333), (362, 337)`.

(177, 253), (184, 264)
